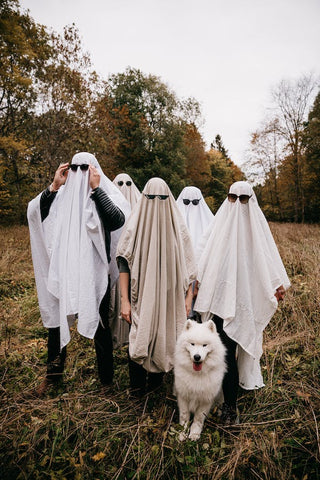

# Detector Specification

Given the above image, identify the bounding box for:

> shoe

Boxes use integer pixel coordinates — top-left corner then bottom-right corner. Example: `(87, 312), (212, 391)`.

(220, 403), (240, 426)
(100, 383), (113, 395)
(146, 372), (164, 393)
(33, 378), (53, 397)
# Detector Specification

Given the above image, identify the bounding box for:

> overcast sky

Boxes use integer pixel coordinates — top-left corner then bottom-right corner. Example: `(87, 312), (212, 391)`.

(20, 0), (320, 166)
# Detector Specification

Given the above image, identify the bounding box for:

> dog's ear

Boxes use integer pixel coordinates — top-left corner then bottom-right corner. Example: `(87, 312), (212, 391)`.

(185, 319), (193, 330)
(207, 320), (216, 333)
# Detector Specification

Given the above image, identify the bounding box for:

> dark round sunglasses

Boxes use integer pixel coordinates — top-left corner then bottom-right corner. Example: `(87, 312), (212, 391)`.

(118, 180), (132, 186)
(183, 199), (200, 206)
(69, 164), (89, 172)
(227, 193), (252, 204)
(144, 194), (169, 200)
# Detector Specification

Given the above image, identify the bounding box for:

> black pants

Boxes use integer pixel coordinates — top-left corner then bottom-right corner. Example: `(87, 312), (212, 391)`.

(128, 356), (164, 395)
(213, 315), (239, 408)
(46, 284), (113, 385)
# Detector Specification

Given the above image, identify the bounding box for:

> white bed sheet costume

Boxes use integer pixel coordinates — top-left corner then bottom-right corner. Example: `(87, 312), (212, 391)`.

(27, 152), (130, 350)
(116, 177), (197, 373)
(176, 186), (214, 254)
(194, 181), (290, 390)
(113, 173), (141, 208)
(110, 173), (141, 347)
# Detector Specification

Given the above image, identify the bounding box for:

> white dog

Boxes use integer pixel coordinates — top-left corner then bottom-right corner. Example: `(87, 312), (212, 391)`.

(174, 319), (226, 441)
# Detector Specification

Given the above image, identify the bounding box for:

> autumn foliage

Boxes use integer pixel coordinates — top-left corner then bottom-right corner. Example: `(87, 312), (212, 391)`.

(0, 1), (242, 223)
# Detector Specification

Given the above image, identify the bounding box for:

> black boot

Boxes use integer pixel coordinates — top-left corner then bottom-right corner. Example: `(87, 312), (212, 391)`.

(220, 403), (240, 425)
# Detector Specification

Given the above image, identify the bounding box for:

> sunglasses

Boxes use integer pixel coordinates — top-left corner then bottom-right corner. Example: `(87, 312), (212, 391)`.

(183, 199), (200, 205)
(227, 193), (252, 204)
(118, 180), (132, 186)
(69, 164), (89, 172)
(144, 194), (169, 200)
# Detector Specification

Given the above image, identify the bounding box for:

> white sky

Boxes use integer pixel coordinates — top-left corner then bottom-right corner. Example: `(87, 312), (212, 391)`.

(20, 0), (320, 166)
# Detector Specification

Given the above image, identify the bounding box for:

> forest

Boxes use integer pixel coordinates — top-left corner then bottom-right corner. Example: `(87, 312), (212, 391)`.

(1, 0), (319, 224)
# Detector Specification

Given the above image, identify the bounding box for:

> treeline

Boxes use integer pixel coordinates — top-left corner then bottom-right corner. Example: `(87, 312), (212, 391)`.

(244, 76), (320, 223)
(0, 0), (243, 224)
(1, 1), (319, 225)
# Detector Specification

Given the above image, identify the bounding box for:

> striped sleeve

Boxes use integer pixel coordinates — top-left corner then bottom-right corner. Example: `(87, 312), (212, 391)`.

(91, 187), (125, 232)
(40, 187), (58, 222)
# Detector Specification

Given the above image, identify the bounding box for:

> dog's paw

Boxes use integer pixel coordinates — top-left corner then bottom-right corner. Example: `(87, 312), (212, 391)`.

(178, 431), (188, 441)
(188, 431), (200, 441)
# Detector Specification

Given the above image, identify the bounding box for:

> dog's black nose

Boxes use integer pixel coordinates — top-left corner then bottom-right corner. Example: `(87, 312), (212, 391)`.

(193, 354), (201, 362)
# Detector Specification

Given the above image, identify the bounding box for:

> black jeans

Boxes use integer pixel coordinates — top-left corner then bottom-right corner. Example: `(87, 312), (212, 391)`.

(128, 356), (164, 395)
(213, 315), (239, 408)
(46, 283), (113, 385)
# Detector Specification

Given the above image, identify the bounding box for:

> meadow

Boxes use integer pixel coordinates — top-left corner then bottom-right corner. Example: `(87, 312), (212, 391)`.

(0, 223), (319, 480)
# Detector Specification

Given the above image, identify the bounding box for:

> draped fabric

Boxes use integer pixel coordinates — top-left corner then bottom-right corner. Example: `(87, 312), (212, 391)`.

(113, 173), (141, 208)
(116, 178), (197, 373)
(111, 173), (140, 347)
(27, 152), (130, 349)
(176, 186), (214, 254)
(194, 181), (290, 389)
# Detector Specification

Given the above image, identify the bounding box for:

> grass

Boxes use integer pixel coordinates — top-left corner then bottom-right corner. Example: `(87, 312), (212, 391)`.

(0, 223), (319, 480)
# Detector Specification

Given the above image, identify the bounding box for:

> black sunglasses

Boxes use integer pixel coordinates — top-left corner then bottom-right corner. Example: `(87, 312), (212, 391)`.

(144, 194), (169, 200)
(227, 193), (252, 204)
(118, 180), (132, 186)
(69, 164), (89, 172)
(183, 199), (201, 205)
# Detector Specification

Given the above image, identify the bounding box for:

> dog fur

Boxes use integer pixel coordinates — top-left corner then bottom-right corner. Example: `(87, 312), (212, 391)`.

(174, 319), (226, 441)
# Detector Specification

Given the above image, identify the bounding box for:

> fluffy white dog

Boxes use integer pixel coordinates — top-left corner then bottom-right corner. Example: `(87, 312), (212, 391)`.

(174, 319), (226, 441)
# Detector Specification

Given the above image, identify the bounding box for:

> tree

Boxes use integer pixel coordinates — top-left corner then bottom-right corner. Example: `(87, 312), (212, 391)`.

(0, 0), (52, 222)
(243, 119), (285, 220)
(211, 134), (229, 159)
(30, 24), (101, 186)
(243, 74), (318, 222)
(206, 142), (244, 212)
(271, 74), (318, 222)
(106, 67), (203, 194)
(183, 124), (211, 194)
(303, 90), (320, 222)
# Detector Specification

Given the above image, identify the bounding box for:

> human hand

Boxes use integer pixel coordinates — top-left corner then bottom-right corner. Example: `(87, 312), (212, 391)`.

(275, 285), (285, 302)
(51, 163), (69, 191)
(89, 164), (100, 190)
(121, 299), (132, 324)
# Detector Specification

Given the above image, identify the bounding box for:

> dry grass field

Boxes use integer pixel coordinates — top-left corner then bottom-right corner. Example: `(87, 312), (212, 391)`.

(0, 223), (319, 480)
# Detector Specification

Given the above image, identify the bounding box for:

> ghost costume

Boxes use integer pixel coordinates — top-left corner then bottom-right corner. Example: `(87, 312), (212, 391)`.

(176, 186), (214, 253)
(109, 173), (141, 349)
(113, 173), (141, 209)
(116, 178), (197, 391)
(194, 181), (290, 395)
(176, 186), (214, 320)
(27, 152), (130, 384)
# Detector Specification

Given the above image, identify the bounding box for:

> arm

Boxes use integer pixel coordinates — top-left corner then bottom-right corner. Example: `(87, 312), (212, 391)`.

(40, 188), (58, 222)
(89, 165), (125, 232)
(119, 271), (131, 325)
(91, 187), (125, 231)
(185, 283), (193, 317)
(40, 162), (69, 222)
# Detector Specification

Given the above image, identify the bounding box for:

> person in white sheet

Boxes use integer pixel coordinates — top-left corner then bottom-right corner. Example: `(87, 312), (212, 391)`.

(116, 178), (197, 396)
(108, 173), (141, 349)
(176, 186), (214, 253)
(176, 186), (214, 319)
(194, 181), (290, 425)
(27, 152), (130, 395)
(113, 173), (141, 209)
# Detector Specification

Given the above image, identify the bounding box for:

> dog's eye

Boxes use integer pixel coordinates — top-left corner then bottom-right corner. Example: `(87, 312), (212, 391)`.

(190, 343), (195, 346)
(203, 344), (207, 347)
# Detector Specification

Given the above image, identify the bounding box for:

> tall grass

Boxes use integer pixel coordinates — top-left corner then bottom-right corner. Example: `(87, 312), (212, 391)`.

(0, 224), (319, 479)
